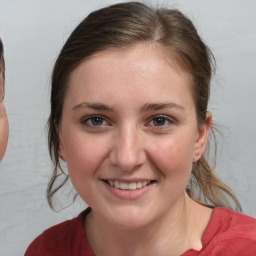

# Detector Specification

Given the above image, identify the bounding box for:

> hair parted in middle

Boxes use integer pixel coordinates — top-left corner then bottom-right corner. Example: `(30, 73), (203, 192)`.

(47, 1), (241, 211)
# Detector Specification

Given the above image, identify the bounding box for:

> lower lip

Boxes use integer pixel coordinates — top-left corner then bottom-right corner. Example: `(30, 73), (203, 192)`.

(102, 181), (154, 200)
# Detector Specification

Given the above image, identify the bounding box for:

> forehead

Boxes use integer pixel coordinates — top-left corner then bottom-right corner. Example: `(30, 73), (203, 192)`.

(65, 44), (194, 107)
(70, 44), (192, 84)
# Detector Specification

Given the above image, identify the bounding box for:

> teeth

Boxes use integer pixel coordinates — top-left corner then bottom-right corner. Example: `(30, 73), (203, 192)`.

(120, 182), (129, 189)
(128, 182), (137, 190)
(136, 182), (142, 188)
(114, 181), (120, 189)
(108, 180), (151, 190)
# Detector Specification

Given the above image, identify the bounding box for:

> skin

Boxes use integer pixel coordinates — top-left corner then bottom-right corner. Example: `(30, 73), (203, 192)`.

(0, 72), (8, 160)
(59, 44), (212, 256)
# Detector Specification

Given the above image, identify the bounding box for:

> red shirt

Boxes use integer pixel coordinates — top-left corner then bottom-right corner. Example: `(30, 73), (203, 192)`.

(25, 207), (256, 256)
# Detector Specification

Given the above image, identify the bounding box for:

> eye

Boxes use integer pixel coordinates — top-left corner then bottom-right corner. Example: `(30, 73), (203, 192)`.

(82, 115), (109, 127)
(147, 115), (174, 127)
(152, 117), (167, 126)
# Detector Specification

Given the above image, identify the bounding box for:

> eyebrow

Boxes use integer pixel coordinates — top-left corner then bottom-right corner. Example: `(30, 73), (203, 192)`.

(72, 102), (114, 112)
(72, 102), (184, 112)
(140, 103), (185, 112)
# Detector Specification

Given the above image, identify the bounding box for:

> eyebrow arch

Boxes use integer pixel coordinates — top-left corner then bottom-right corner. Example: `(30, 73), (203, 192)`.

(72, 102), (114, 112)
(140, 103), (185, 112)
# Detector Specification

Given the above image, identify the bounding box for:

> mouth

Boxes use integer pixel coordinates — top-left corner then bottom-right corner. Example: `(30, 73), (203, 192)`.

(102, 180), (156, 190)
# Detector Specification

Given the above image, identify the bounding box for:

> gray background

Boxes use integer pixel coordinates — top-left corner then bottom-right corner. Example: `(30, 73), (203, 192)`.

(0, 0), (255, 255)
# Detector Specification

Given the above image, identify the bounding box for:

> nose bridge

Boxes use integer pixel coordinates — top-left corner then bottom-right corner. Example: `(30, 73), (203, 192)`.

(110, 122), (145, 170)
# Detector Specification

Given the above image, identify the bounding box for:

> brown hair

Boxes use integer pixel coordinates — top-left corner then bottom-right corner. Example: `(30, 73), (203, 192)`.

(0, 38), (5, 102)
(47, 2), (241, 211)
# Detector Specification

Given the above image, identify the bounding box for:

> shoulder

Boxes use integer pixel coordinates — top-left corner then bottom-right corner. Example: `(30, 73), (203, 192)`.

(24, 210), (93, 256)
(214, 207), (256, 238)
(200, 208), (256, 255)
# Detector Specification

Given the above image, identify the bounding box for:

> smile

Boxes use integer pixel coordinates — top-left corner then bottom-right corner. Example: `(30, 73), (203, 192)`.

(107, 180), (151, 190)
(102, 179), (156, 200)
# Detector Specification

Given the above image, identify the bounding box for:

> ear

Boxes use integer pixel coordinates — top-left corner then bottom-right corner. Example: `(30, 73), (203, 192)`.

(193, 112), (212, 162)
(0, 103), (9, 160)
(58, 129), (67, 162)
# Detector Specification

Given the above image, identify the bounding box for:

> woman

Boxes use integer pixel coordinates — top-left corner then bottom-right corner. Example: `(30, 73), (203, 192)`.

(25, 2), (256, 255)
(0, 38), (8, 160)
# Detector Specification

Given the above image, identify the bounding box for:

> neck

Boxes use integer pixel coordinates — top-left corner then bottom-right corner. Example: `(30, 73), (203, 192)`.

(85, 195), (212, 256)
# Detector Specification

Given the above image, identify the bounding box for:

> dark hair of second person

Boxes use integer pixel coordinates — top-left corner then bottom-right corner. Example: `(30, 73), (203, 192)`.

(0, 38), (8, 160)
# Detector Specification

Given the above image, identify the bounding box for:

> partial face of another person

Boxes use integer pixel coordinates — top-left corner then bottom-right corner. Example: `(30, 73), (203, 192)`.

(0, 67), (8, 160)
(59, 45), (210, 229)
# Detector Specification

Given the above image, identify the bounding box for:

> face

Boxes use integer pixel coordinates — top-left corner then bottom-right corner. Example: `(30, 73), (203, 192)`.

(59, 44), (210, 229)
(0, 70), (9, 160)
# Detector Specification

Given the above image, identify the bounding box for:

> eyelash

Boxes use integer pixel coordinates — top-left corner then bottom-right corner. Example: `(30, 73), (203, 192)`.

(81, 114), (175, 129)
(147, 115), (175, 128)
(81, 115), (110, 127)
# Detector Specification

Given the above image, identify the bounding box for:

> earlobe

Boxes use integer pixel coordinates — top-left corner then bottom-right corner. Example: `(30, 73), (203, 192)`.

(59, 145), (67, 162)
(193, 112), (212, 162)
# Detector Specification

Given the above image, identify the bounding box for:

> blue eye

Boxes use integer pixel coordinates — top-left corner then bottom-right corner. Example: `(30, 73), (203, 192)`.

(82, 115), (108, 127)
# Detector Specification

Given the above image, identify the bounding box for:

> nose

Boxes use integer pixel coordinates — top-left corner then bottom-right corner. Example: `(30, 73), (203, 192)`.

(109, 125), (146, 171)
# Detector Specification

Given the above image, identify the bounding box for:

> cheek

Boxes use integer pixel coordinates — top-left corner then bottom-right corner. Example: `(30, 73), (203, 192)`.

(63, 134), (111, 200)
(62, 133), (111, 179)
(149, 136), (195, 177)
